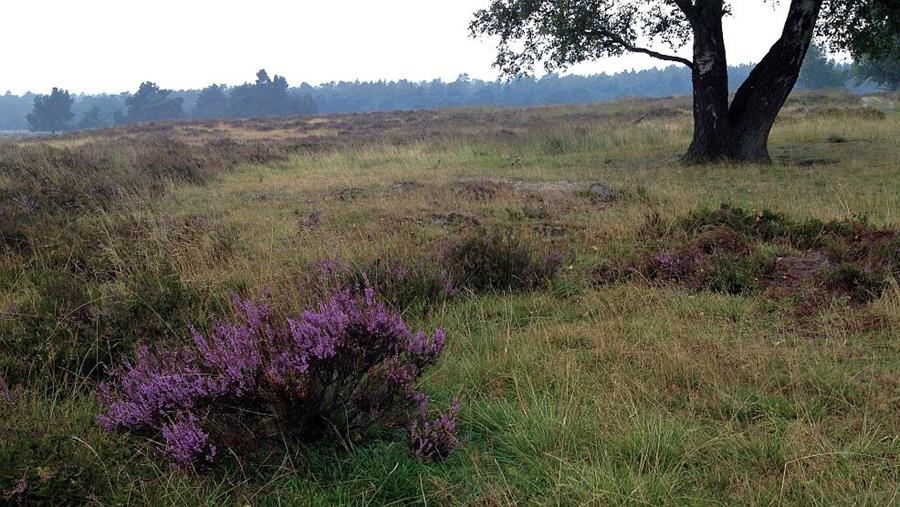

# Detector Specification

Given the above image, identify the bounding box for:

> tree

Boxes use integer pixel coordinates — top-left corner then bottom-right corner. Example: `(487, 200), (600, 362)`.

(798, 44), (847, 90)
(229, 69), (287, 118)
(471, 0), (900, 163)
(76, 106), (106, 130)
(193, 84), (230, 118)
(26, 87), (74, 133)
(854, 54), (900, 91)
(121, 82), (184, 123)
(852, 31), (900, 91)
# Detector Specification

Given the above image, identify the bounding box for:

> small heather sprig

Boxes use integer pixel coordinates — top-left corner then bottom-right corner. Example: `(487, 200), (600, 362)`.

(654, 250), (702, 279)
(408, 328), (445, 366)
(2, 302), (19, 319)
(408, 397), (461, 461)
(0, 380), (21, 406)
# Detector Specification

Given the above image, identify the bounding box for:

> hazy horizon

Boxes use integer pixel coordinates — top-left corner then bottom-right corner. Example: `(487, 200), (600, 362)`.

(1, 1), (799, 96)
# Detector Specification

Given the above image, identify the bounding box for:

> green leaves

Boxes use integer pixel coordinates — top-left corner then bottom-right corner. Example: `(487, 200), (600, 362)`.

(470, 0), (692, 76)
(26, 87), (74, 133)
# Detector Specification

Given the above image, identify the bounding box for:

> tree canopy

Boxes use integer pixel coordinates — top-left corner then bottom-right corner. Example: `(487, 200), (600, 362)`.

(228, 69), (316, 118)
(121, 82), (185, 124)
(798, 44), (847, 90)
(854, 53), (900, 90)
(26, 87), (74, 133)
(76, 106), (106, 130)
(471, 1), (898, 75)
(194, 85), (230, 119)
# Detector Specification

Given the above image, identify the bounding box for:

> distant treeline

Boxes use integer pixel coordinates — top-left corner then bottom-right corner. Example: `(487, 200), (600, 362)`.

(1, 52), (885, 132)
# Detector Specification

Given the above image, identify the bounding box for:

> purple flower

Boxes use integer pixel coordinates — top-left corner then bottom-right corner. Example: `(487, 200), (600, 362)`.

(408, 397), (461, 461)
(441, 271), (457, 296)
(316, 258), (344, 275)
(96, 346), (211, 432)
(97, 284), (458, 468)
(7, 478), (27, 501)
(0, 381), (21, 405)
(407, 329), (445, 366)
(2, 302), (19, 320)
(654, 250), (700, 278)
(161, 413), (216, 467)
(192, 321), (261, 397)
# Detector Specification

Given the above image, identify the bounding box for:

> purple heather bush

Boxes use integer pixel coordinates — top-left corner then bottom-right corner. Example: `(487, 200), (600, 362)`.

(97, 284), (458, 469)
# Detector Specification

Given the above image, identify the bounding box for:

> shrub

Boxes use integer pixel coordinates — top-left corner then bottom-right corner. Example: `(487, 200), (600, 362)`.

(441, 230), (563, 293)
(678, 204), (791, 241)
(678, 203), (873, 251)
(703, 254), (763, 295)
(601, 204), (898, 310)
(0, 137), (292, 222)
(825, 264), (886, 303)
(341, 257), (456, 312)
(97, 286), (458, 468)
(303, 232), (563, 315)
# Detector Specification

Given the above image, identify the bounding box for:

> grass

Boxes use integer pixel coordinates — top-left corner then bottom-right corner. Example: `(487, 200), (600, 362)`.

(1, 91), (899, 505)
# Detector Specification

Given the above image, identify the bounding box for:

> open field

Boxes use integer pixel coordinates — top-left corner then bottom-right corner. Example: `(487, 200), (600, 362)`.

(2, 92), (899, 505)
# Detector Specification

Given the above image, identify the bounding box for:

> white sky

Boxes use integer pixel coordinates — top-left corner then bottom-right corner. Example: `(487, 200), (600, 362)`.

(1, 1), (789, 95)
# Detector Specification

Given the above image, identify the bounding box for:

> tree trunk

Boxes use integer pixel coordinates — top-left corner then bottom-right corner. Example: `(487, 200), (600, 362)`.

(682, 0), (824, 164)
(725, 0), (824, 163)
(683, 0), (731, 164)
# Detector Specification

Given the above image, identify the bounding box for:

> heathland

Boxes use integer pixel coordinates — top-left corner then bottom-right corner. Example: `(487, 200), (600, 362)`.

(1, 91), (899, 505)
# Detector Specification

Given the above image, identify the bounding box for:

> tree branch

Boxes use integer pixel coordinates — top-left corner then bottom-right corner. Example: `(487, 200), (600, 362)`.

(623, 43), (694, 68)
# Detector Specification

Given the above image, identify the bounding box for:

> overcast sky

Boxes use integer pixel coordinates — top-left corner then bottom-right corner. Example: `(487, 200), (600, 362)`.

(1, 1), (790, 95)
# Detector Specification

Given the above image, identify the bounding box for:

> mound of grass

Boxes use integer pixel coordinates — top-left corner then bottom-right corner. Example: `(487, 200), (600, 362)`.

(297, 229), (565, 317)
(602, 204), (898, 306)
(441, 229), (564, 294)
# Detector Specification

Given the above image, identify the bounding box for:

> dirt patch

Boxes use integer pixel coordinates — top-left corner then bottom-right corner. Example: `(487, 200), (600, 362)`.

(587, 182), (618, 203)
(790, 157), (840, 168)
(333, 187), (371, 202)
(297, 210), (323, 229)
(534, 222), (568, 238)
(430, 212), (481, 228)
(765, 251), (832, 296)
(454, 178), (619, 198)
(390, 180), (426, 193)
(455, 180), (512, 200)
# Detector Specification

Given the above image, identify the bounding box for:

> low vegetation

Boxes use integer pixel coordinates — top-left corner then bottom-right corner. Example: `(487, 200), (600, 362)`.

(1, 92), (899, 504)
(599, 203), (899, 306)
(98, 284), (456, 468)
